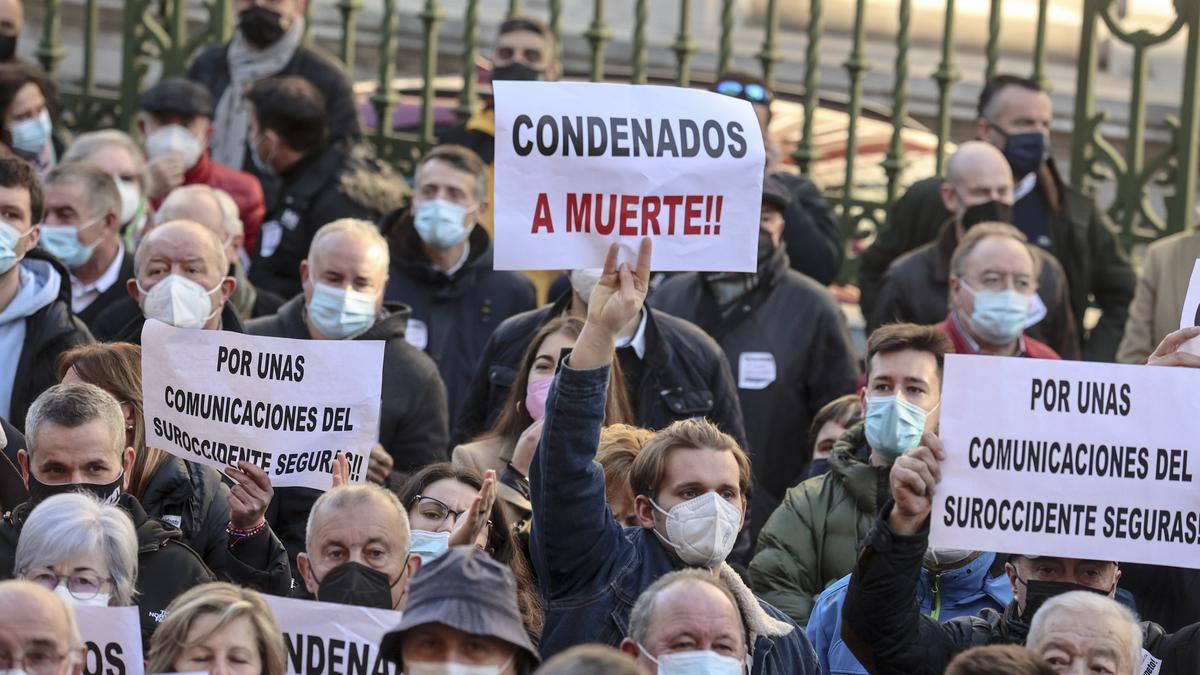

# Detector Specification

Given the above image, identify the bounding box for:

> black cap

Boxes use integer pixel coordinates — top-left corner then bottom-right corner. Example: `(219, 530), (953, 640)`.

(139, 77), (214, 118)
(762, 174), (792, 213)
(380, 547), (539, 666)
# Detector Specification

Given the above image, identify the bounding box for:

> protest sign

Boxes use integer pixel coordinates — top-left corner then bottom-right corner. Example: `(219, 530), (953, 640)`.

(142, 321), (383, 490)
(930, 354), (1200, 568)
(266, 595), (401, 675)
(492, 80), (766, 272)
(1177, 258), (1200, 355)
(74, 606), (144, 675)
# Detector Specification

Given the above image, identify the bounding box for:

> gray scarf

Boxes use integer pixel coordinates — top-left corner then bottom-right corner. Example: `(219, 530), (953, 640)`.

(210, 16), (305, 167)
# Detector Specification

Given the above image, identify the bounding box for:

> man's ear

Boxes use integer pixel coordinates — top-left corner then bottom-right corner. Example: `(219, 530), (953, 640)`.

(634, 494), (657, 530)
(974, 117), (992, 142)
(939, 182), (957, 214)
(619, 638), (640, 659)
(1004, 561), (1019, 594)
(298, 553), (319, 597)
(17, 448), (29, 488)
(120, 448), (135, 489)
(219, 275), (237, 303)
(126, 277), (141, 301)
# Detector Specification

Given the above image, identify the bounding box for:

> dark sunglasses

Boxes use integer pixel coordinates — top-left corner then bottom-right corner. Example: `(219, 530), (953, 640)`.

(714, 80), (772, 104)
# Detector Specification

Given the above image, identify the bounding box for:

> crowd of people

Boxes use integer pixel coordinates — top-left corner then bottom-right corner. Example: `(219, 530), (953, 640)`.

(0, 0), (1196, 673)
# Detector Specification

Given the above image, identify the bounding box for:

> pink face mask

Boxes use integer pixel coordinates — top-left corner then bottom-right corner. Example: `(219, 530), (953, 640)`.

(525, 376), (554, 421)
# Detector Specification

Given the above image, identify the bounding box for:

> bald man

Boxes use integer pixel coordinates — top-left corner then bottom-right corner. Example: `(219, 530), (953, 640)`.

(0, 581), (84, 675)
(248, 219), (447, 567)
(867, 141), (1079, 358)
(0, 0), (22, 62)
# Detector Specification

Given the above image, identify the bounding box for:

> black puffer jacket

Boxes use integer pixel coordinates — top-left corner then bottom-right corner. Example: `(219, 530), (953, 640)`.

(841, 504), (1200, 675)
(0, 494), (215, 641)
(454, 293), (746, 449)
(8, 250), (93, 432)
(140, 456), (292, 596)
(381, 213), (536, 423)
(249, 296), (449, 564)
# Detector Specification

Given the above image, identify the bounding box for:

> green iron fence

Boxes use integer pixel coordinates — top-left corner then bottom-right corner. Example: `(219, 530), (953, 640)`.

(34, 0), (1200, 269)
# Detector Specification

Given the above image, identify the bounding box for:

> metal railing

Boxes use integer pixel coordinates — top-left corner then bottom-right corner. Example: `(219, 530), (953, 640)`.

(35, 0), (1200, 271)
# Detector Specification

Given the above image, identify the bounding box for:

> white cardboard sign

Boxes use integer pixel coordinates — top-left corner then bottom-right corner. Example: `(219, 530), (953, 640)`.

(929, 354), (1200, 567)
(142, 321), (382, 490)
(492, 80), (766, 272)
(266, 595), (402, 675)
(74, 606), (144, 675)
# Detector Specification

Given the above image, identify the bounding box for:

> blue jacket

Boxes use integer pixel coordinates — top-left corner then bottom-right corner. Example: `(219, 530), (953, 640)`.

(530, 360), (819, 674)
(806, 552), (1011, 674)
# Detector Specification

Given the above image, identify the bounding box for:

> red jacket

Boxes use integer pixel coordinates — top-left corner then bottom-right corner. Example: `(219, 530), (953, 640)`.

(152, 152), (265, 253)
(937, 313), (1061, 359)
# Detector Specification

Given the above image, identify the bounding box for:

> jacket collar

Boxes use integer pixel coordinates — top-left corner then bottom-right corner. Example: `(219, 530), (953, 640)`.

(184, 152), (214, 184)
(828, 422), (890, 515)
(931, 219), (959, 284)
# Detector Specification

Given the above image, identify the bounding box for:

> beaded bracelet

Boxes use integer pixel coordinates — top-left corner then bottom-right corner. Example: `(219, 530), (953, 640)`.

(226, 520), (266, 541)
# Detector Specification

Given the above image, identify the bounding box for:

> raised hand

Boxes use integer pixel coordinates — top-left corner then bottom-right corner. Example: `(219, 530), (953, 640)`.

(448, 469), (498, 548)
(1147, 326), (1200, 368)
(573, 238), (653, 370)
(367, 444), (393, 485)
(887, 432), (945, 536)
(330, 451), (351, 488)
(226, 461), (274, 530)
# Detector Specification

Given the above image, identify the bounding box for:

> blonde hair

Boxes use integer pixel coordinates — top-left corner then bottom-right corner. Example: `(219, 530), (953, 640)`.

(147, 582), (285, 675)
(597, 424), (653, 507)
(629, 419), (750, 501)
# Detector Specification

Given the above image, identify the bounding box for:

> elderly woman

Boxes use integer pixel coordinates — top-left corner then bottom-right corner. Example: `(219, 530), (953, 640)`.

(14, 492), (138, 608)
(62, 129), (152, 244)
(147, 582), (286, 675)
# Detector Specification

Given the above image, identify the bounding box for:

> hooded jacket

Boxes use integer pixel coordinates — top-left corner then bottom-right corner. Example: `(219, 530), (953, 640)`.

(140, 455), (292, 596)
(749, 423), (889, 625)
(0, 250), (93, 432)
(454, 293), (746, 450)
(841, 505), (1200, 675)
(858, 165), (1134, 361)
(806, 552), (1012, 674)
(249, 143), (408, 301)
(0, 493), (215, 641)
(651, 246), (858, 504)
(380, 213), (536, 422)
(248, 296), (449, 563)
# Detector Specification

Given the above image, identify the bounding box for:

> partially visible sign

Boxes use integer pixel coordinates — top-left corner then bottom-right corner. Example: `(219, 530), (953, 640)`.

(266, 596), (402, 675)
(74, 606), (144, 675)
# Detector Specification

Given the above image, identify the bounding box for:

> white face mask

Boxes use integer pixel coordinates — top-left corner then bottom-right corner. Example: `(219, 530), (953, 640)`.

(923, 548), (978, 571)
(405, 653), (514, 675)
(116, 179), (141, 225)
(650, 492), (742, 568)
(145, 124), (204, 168)
(53, 583), (111, 608)
(569, 268), (603, 303)
(137, 274), (222, 329)
(639, 645), (746, 675)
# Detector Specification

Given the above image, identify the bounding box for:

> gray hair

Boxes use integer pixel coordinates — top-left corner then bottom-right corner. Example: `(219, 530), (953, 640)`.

(134, 218), (229, 278)
(15, 492), (139, 606)
(153, 184), (223, 231)
(949, 221), (1042, 280)
(628, 568), (745, 646)
(61, 129), (149, 190)
(1028, 591), (1142, 675)
(305, 484), (410, 554)
(25, 383), (125, 459)
(307, 218), (390, 268)
(41, 162), (121, 221)
(212, 188), (244, 239)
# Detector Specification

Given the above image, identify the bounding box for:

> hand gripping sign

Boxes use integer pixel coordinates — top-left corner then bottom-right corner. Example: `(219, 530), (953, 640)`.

(493, 81), (766, 273)
(142, 321), (383, 491)
(931, 354), (1200, 568)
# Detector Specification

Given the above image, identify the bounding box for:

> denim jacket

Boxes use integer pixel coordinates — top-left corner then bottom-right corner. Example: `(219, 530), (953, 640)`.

(529, 361), (819, 674)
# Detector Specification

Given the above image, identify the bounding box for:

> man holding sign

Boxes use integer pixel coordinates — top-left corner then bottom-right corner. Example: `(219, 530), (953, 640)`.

(839, 329), (1200, 674)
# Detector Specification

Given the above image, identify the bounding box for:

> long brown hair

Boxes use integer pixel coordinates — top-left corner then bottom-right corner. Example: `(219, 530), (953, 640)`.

(398, 463), (545, 645)
(480, 317), (635, 444)
(57, 343), (168, 499)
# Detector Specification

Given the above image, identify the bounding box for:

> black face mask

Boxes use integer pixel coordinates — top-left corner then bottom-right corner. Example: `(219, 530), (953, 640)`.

(491, 62), (544, 82)
(239, 5), (286, 49)
(960, 200), (1014, 230)
(27, 471), (123, 506)
(1017, 575), (1112, 623)
(316, 561), (402, 610)
(0, 34), (17, 63)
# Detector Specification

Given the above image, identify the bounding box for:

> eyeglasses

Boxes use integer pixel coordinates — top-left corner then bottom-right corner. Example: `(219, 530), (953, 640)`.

(714, 80), (772, 104)
(28, 571), (113, 601)
(409, 495), (493, 531)
(0, 648), (71, 675)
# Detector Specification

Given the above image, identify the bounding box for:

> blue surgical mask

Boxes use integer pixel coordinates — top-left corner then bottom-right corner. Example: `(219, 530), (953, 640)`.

(307, 280), (377, 339)
(0, 220), (33, 275)
(864, 395), (931, 461)
(414, 199), (471, 249)
(10, 109), (52, 156)
(961, 281), (1031, 345)
(39, 219), (103, 269)
(637, 645), (746, 675)
(998, 128), (1049, 178)
(408, 529), (451, 565)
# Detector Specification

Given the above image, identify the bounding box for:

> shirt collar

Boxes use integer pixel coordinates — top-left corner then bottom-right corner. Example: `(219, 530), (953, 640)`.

(614, 308), (649, 359)
(443, 241), (472, 276)
(71, 242), (124, 298)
